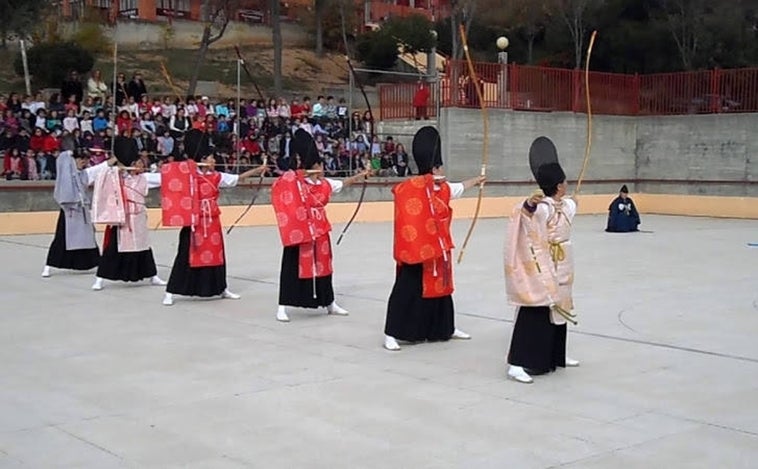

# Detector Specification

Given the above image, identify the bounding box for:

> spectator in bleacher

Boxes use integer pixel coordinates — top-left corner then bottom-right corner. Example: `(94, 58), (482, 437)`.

(169, 108), (190, 140)
(163, 96), (179, 117)
(4, 148), (24, 179)
(30, 127), (45, 152)
(215, 99), (230, 118)
(61, 71), (84, 105)
(197, 96), (210, 117)
(48, 93), (65, 113)
(311, 95), (326, 121)
(301, 96), (312, 118)
(6, 93), (21, 114)
(157, 130), (174, 157)
(1, 109), (19, 134)
(63, 109), (79, 133)
(64, 95), (79, 115)
(127, 72), (147, 101)
(80, 111), (94, 134)
(80, 96), (96, 116)
(87, 69), (109, 100)
(92, 109), (109, 133)
(140, 111), (156, 135)
(46, 110), (62, 132)
(31, 93), (46, 114)
(23, 149), (38, 180)
(112, 73), (128, 106)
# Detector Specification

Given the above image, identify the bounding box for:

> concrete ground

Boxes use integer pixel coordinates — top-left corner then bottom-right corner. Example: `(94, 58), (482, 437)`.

(1, 214), (757, 468)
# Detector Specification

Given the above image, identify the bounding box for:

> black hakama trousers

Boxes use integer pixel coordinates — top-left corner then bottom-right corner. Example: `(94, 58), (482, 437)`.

(384, 263), (455, 342)
(507, 306), (567, 374)
(166, 227), (227, 297)
(45, 209), (100, 270)
(96, 226), (158, 282)
(278, 245), (334, 308)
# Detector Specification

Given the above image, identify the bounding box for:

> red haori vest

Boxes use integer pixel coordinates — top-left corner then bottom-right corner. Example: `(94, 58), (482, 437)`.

(393, 175), (455, 298)
(272, 170), (334, 278)
(161, 160), (198, 227)
(160, 161), (225, 267)
(188, 172), (224, 268)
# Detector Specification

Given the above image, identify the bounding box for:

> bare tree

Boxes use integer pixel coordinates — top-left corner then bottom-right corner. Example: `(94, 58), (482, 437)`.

(500, 0), (552, 64)
(315, 0), (328, 57)
(553, 0), (601, 69)
(449, 0), (478, 60)
(271, 0), (282, 94)
(659, 0), (708, 70)
(188, 0), (241, 96)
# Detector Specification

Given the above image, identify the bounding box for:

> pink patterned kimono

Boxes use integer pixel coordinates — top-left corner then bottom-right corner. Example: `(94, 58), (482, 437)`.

(504, 197), (576, 324)
(92, 168), (152, 253)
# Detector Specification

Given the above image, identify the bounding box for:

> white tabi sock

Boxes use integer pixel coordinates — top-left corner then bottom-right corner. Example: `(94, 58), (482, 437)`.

(327, 301), (349, 316)
(150, 275), (167, 286)
(162, 293), (174, 306)
(91, 277), (104, 291)
(221, 289), (240, 300)
(276, 305), (290, 322)
(384, 335), (401, 351)
(41, 266), (51, 278)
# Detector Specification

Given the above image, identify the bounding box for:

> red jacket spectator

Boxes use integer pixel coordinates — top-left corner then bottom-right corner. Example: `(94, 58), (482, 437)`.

(42, 134), (60, 153)
(30, 132), (46, 152)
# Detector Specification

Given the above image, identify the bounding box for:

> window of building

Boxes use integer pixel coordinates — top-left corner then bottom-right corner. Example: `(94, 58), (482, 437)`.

(157, 0), (191, 18)
(93, 0), (112, 8)
(69, 0), (85, 19)
(119, 0), (138, 16)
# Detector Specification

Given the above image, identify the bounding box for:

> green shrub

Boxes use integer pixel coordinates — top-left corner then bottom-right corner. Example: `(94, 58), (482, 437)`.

(356, 30), (398, 71)
(14, 42), (95, 88)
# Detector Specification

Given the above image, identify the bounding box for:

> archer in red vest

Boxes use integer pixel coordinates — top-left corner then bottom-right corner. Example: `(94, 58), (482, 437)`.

(383, 126), (485, 351)
(160, 129), (266, 306)
(272, 129), (369, 322)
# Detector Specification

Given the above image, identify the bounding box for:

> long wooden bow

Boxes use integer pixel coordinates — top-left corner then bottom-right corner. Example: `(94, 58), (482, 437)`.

(335, 55), (370, 246)
(226, 46), (269, 235)
(456, 22), (489, 264)
(574, 30), (598, 196)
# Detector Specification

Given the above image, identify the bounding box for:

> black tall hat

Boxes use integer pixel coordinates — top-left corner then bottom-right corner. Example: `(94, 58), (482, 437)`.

(291, 129), (321, 170)
(620, 184), (629, 193)
(536, 163), (566, 194)
(411, 126), (442, 175)
(528, 136), (565, 194)
(184, 129), (211, 162)
(113, 136), (139, 166)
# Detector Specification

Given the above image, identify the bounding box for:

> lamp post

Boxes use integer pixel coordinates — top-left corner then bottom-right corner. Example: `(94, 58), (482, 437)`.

(428, 29), (440, 121)
(496, 36), (509, 107)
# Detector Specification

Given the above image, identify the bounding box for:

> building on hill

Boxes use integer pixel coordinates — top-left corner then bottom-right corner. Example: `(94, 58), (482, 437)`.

(56, 0), (450, 27)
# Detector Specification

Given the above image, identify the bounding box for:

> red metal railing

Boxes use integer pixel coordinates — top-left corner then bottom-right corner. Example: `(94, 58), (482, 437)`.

(378, 60), (758, 119)
(379, 82), (438, 120)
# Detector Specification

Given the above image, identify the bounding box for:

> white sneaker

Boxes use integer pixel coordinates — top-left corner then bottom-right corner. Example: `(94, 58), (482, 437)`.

(150, 276), (167, 286)
(91, 277), (104, 291)
(565, 357), (580, 367)
(162, 293), (174, 306)
(276, 306), (290, 323)
(451, 328), (471, 340)
(41, 266), (51, 278)
(507, 365), (533, 384)
(221, 289), (240, 300)
(384, 335), (401, 351)
(327, 301), (349, 316)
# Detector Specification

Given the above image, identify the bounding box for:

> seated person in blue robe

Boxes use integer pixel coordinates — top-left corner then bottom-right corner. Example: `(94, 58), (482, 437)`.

(606, 185), (640, 232)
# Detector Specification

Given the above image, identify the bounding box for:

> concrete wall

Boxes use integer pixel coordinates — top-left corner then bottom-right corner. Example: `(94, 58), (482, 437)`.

(379, 109), (758, 197)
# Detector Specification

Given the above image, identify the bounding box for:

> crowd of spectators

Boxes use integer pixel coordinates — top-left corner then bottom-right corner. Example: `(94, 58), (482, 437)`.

(1, 69), (413, 181)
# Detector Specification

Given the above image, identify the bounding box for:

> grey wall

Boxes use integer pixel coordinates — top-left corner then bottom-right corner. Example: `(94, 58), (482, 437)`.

(379, 109), (758, 196)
